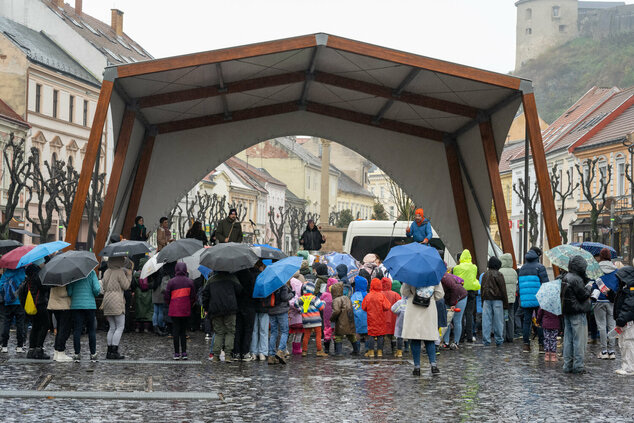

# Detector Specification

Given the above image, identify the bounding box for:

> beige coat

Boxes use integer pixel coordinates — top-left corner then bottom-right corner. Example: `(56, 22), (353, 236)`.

(400, 283), (445, 341)
(47, 286), (71, 311)
(101, 257), (132, 316)
(157, 227), (171, 251)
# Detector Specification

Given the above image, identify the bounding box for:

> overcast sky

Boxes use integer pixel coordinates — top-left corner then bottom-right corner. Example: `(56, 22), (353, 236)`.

(81, 0), (527, 74)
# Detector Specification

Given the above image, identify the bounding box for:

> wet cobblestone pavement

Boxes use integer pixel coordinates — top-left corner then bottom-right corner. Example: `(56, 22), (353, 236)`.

(1, 330), (634, 422)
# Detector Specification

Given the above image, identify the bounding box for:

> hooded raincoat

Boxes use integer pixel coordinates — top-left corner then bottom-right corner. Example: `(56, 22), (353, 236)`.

(499, 253), (518, 305)
(561, 256), (592, 315)
(381, 277), (401, 335)
(452, 250), (479, 291)
(351, 275), (368, 334)
(362, 278), (391, 337)
(288, 278), (304, 329)
(330, 282), (356, 336)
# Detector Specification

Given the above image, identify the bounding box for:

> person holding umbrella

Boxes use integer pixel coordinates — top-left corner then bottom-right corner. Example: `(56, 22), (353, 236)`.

(561, 256), (592, 374)
(202, 270), (242, 362)
(67, 269), (102, 362)
(0, 266), (27, 354)
(17, 259), (49, 359)
(101, 257), (133, 360)
(47, 275), (73, 362)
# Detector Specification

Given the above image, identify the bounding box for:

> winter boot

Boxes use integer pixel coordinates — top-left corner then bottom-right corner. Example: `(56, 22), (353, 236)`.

(112, 346), (124, 360)
(106, 345), (114, 359)
(377, 349), (383, 358)
(316, 350), (328, 357)
(292, 342), (302, 355)
(324, 340), (331, 355)
(364, 350), (375, 358)
(391, 338), (397, 354)
(351, 341), (360, 356)
(144, 322), (152, 333)
(334, 342), (343, 356)
(35, 348), (50, 360)
(27, 348), (36, 359)
(153, 326), (162, 336)
(544, 352), (550, 362)
(135, 322), (142, 333)
(395, 349), (403, 358)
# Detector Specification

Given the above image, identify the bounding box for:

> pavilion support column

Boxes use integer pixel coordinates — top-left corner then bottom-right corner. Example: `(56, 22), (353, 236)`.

(522, 93), (562, 253)
(93, 108), (136, 257)
(122, 133), (156, 238)
(479, 120), (517, 268)
(65, 80), (114, 249)
(319, 138), (331, 223)
(444, 140), (476, 264)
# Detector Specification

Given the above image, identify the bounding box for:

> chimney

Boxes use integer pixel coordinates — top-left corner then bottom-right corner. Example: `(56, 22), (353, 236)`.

(111, 9), (123, 36)
(75, 0), (82, 15)
(53, 0), (64, 7)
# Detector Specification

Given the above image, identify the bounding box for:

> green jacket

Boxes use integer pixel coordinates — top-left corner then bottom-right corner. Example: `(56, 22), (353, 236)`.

(452, 250), (480, 291)
(498, 253), (518, 304)
(216, 217), (243, 243)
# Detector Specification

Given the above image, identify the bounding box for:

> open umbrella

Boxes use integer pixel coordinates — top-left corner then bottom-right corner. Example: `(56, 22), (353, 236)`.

(199, 242), (258, 272)
(181, 247), (209, 280)
(0, 240), (22, 255)
(250, 244), (287, 261)
(383, 243), (446, 288)
(545, 245), (603, 279)
(198, 265), (213, 280)
(99, 240), (154, 257)
(39, 250), (99, 286)
(0, 245), (36, 269)
(570, 242), (617, 259)
(156, 238), (203, 263)
(253, 256), (302, 298)
(322, 252), (359, 280)
(140, 254), (165, 279)
(536, 280), (562, 316)
(17, 240), (71, 268)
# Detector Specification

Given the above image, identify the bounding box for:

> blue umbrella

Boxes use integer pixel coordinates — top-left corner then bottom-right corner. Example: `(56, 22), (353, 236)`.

(536, 280), (562, 316)
(198, 265), (213, 280)
(383, 243), (446, 288)
(570, 242), (617, 259)
(253, 256), (302, 298)
(322, 252), (359, 280)
(17, 240), (70, 268)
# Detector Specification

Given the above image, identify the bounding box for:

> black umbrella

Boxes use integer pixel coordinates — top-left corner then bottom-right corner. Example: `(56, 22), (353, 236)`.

(0, 240), (23, 255)
(250, 244), (287, 260)
(156, 238), (203, 263)
(39, 250), (99, 286)
(99, 240), (154, 257)
(199, 242), (259, 272)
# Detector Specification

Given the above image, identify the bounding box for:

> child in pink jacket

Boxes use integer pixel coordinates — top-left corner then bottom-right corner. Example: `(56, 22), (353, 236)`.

(288, 278), (304, 355)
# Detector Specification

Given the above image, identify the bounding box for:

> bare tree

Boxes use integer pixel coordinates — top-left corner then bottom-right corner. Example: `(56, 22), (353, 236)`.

(550, 163), (579, 244)
(513, 177), (540, 246)
(268, 206), (286, 249)
(329, 209), (341, 226)
(386, 176), (414, 221)
(576, 158), (612, 242)
(55, 163), (79, 228)
(0, 133), (32, 239)
(228, 201), (248, 222)
(24, 149), (64, 241)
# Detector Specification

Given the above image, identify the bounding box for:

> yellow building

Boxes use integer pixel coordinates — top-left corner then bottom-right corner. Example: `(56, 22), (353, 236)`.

(335, 172), (375, 221)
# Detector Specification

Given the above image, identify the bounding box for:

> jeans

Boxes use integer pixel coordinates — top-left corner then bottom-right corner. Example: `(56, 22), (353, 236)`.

(522, 307), (543, 345)
(504, 302), (515, 342)
(72, 309), (97, 355)
(29, 307), (49, 349)
(367, 335), (384, 351)
(212, 314), (236, 356)
(106, 314), (126, 346)
(482, 300), (505, 345)
(268, 313), (289, 356)
(410, 339), (436, 367)
(171, 316), (188, 354)
(250, 312), (269, 355)
(563, 313), (587, 373)
(233, 306), (255, 356)
(1, 304), (25, 347)
(514, 301), (523, 335)
(52, 310), (72, 352)
(593, 302), (616, 352)
(152, 304), (165, 328)
(463, 291), (477, 340)
(443, 297), (467, 344)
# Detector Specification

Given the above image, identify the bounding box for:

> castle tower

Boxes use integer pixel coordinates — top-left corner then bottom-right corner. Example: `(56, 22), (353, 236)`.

(515, 0), (579, 70)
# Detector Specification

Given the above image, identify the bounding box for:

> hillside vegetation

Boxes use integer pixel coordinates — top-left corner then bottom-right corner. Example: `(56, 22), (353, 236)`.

(514, 34), (634, 123)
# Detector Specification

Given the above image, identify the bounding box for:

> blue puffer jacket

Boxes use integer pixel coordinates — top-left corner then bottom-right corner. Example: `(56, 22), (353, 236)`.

(592, 261), (619, 302)
(351, 276), (368, 334)
(66, 271), (101, 310)
(518, 250), (548, 308)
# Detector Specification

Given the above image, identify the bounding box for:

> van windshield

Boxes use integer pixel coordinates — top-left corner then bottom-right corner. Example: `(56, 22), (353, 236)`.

(349, 236), (447, 262)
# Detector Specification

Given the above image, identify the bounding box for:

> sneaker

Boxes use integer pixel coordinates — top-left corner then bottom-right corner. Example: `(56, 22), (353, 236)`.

(440, 343), (450, 350)
(181, 352), (188, 360)
(449, 342), (458, 350)
(301, 351), (307, 357)
(615, 368), (634, 375)
(431, 364), (440, 375)
(73, 354), (81, 363)
(412, 368), (421, 376)
(54, 351), (73, 362)
(224, 354), (232, 363)
(267, 355), (277, 365)
(173, 353), (181, 360)
(276, 349), (287, 364)
(211, 355), (220, 362)
(258, 353), (266, 361)
(471, 336), (476, 342)
(15, 346), (25, 353)
(316, 350), (328, 357)
(242, 353), (254, 362)
(1, 346), (7, 353)
(598, 351), (609, 360)
(205, 334), (212, 340)
(90, 353), (98, 362)
(208, 353), (214, 361)
(608, 352), (616, 360)
(231, 353), (240, 361)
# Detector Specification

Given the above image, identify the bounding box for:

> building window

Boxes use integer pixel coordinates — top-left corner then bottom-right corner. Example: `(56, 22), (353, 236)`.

(69, 95), (74, 123)
(35, 84), (41, 113)
(553, 6), (560, 17)
(83, 100), (88, 126)
(618, 162), (625, 196)
(559, 25), (567, 33)
(68, 155), (74, 168)
(53, 90), (59, 118)
(526, 28), (532, 35)
(525, 8), (532, 20)
(307, 174), (311, 190)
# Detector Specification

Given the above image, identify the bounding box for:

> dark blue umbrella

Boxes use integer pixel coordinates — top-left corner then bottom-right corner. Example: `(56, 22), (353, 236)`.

(253, 256), (302, 298)
(570, 242), (617, 259)
(198, 265), (212, 280)
(383, 243), (446, 287)
(17, 240), (70, 268)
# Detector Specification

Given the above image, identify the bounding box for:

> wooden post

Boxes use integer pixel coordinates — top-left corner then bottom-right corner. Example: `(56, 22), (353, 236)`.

(93, 109), (136, 257)
(523, 93), (562, 251)
(122, 134), (156, 237)
(445, 141), (476, 264)
(480, 120), (517, 267)
(64, 80), (114, 249)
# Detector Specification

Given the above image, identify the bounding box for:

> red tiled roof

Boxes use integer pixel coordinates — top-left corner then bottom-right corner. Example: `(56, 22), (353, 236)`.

(499, 141), (524, 173)
(573, 93), (634, 151)
(225, 156), (287, 187)
(0, 99), (30, 128)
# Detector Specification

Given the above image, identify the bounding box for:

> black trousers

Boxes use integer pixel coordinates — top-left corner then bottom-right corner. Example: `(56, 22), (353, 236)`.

(172, 316), (188, 353)
(28, 308), (49, 349)
(233, 306), (255, 356)
(52, 310), (72, 352)
(462, 291), (477, 341)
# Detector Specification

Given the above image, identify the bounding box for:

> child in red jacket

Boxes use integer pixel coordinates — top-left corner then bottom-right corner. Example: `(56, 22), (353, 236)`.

(362, 278), (391, 358)
(381, 277), (401, 355)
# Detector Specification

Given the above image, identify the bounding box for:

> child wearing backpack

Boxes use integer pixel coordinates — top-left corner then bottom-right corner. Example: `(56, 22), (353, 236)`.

(362, 278), (391, 358)
(293, 282), (327, 357)
(0, 268), (27, 353)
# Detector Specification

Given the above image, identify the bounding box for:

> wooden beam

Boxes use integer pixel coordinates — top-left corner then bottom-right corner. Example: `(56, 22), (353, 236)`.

(122, 134), (156, 237)
(138, 72), (305, 109)
(93, 109), (136, 258)
(445, 141), (476, 263)
(64, 80), (113, 249)
(116, 34), (318, 78)
(523, 93), (561, 253)
(314, 72), (479, 118)
(325, 35), (522, 90)
(480, 120), (516, 267)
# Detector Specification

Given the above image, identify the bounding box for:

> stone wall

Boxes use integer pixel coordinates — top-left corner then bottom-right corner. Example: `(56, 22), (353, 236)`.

(579, 4), (634, 38)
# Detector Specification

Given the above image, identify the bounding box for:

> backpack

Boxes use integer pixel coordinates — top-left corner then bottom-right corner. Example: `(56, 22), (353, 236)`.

(3, 277), (20, 304)
(263, 290), (280, 308)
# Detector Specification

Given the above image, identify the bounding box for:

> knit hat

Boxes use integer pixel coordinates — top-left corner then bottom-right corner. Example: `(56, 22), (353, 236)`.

(229, 208), (237, 216)
(599, 248), (612, 262)
(299, 260), (311, 275)
(336, 263), (348, 279)
(488, 256), (502, 271)
(415, 208), (424, 217)
(314, 263), (328, 276)
(302, 282), (315, 294)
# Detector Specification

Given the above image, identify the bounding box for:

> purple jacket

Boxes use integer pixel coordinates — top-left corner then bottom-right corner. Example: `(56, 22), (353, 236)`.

(441, 273), (467, 307)
(536, 308), (560, 331)
(164, 263), (195, 317)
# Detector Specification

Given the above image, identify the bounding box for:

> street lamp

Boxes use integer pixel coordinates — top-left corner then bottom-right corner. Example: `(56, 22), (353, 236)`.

(623, 132), (634, 207)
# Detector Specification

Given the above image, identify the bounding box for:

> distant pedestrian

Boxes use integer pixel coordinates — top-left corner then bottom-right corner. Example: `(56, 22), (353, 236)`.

(151, 262), (173, 336)
(133, 257), (154, 333)
(518, 248), (548, 352)
(294, 282), (327, 357)
(203, 270), (242, 363)
(156, 217), (172, 251)
(451, 249), (479, 343)
(216, 208), (243, 243)
(537, 308), (560, 362)
(250, 261), (270, 361)
(313, 263), (329, 295)
(320, 278), (337, 354)
(499, 253), (518, 343)
(592, 248), (618, 360)
(164, 263), (196, 360)
(336, 264), (352, 297)
(101, 257), (133, 360)
(362, 278), (391, 358)
(130, 216), (148, 241)
(480, 257), (508, 347)
(232, 269), (256, 361)
(613, 266), (634, 375)
(19, 260), (49, 359)
(67, 270), (101, 362)
(391, 297), (407, 357)
(561, 255), (592, 374)
(186, 220), (208, 246)
(299, 220), (325, 251)
(47, 278), (73, 362)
